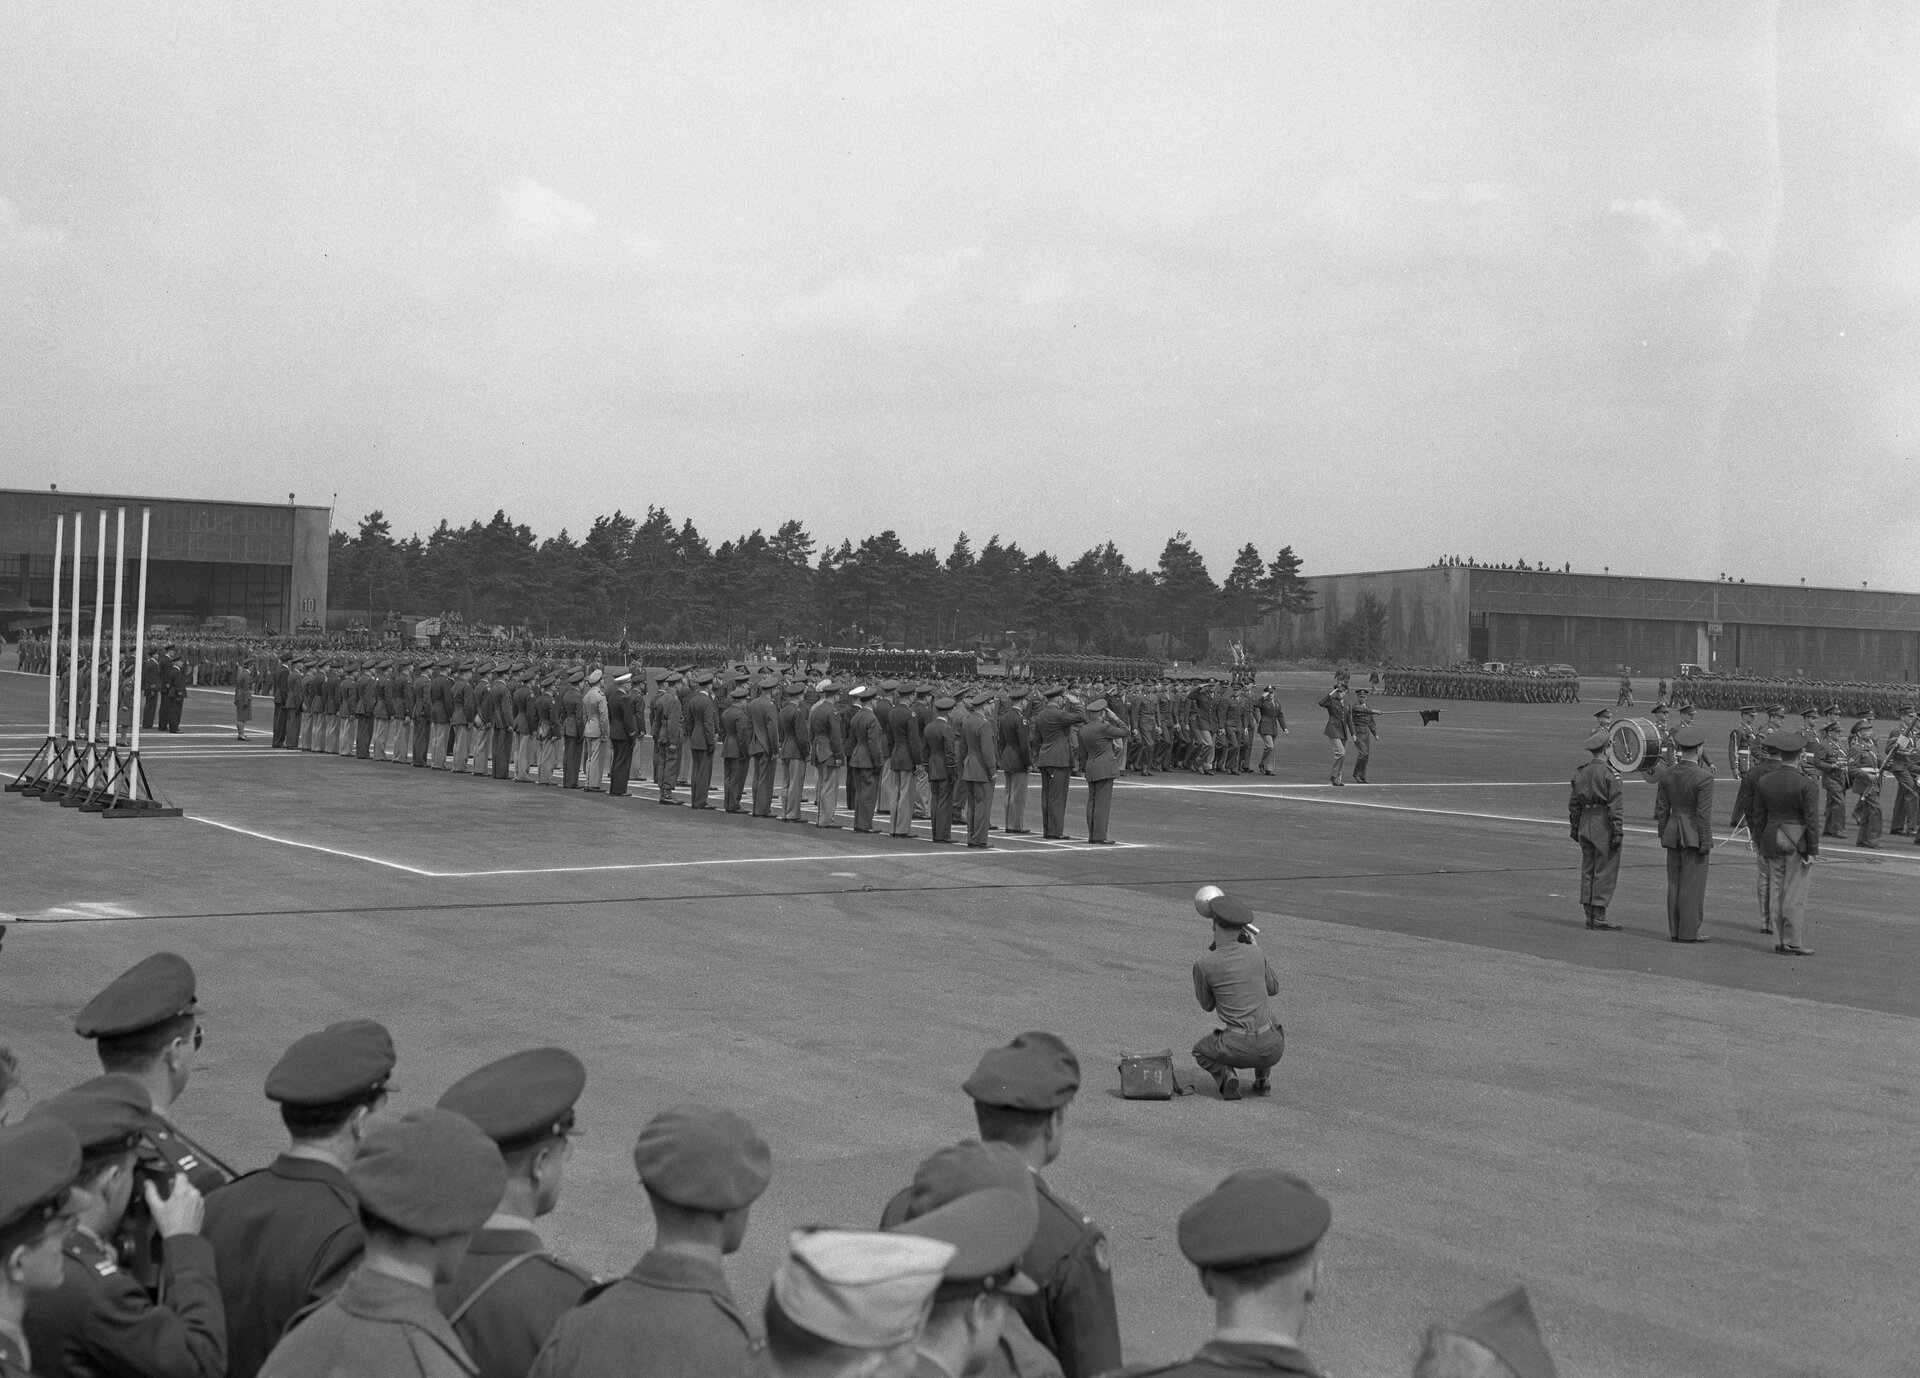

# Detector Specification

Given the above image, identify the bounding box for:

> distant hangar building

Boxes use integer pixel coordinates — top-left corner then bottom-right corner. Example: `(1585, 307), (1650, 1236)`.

(1245, 566), (1919, 682)
(0, 487), (330, 637)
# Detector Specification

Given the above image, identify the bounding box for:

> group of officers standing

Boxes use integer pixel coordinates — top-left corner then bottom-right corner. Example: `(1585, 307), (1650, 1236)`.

(0, 948), (1561, 1378)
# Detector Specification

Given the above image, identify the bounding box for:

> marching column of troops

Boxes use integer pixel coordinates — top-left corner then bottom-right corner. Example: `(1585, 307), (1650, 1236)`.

(1568, 703), (1918, 952)
(1650, 671), (1917, 720)
(1380, 667), (1578, 704)
(0, 951), (1561, 1378)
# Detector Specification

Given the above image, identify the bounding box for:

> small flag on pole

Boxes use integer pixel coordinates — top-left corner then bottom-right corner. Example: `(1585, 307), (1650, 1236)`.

(1419, 709), (1442, 726)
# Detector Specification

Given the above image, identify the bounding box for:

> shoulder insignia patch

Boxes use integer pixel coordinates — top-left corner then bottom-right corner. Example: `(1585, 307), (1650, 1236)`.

(1093, 1237), (1111, 1274)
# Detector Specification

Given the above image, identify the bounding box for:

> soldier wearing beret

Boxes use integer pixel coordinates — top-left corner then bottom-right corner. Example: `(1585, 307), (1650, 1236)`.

(259, 1108), (506, 1378)
(1653, 726), (1716, 942)
(201, 1021), (397, 1378)
(1412, 1286), (1558, 1378)
(72, 953), (235, 1292)
(1188, 892), (1285, 1101)
(435, 1049), (594, 1378)
(24, 1075), (228, 1378)
(762, 1228), (953, 1378)
(1115, 1170), (1331, 1378)
(0, 1119), (83, 1378)
(1568, 730), (1624, 931)
(891, 1032), (1120, 1378)
(529, 1105), (771, 1378)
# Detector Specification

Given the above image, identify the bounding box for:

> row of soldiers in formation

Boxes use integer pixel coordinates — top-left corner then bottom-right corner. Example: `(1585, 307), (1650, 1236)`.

(1618, 670), (1919, 720)
(0, 951), (1561, 1378)
(1378, 667), (1579, 703)
(229, 654), (1322, 844)
(23, 644), (194, 736)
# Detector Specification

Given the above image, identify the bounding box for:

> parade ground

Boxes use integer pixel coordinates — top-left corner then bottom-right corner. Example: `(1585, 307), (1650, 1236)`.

(3, 667), (1914, 1378)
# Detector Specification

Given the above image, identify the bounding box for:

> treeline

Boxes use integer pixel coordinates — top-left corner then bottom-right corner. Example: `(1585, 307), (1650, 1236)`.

(327, 508), (1317, 659)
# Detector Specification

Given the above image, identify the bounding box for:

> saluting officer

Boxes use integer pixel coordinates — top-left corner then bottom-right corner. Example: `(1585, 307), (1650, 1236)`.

(435, 1049), (594, 1378)
(1078, 698), (1128, 846)
(201, 1021), (396, 1378)
(24, 1076), (227, 1378)
(1033, 688), (1087, 840)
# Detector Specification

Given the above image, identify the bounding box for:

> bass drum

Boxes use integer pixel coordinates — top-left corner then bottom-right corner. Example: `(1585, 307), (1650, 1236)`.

(1608, 717), (1663, 774)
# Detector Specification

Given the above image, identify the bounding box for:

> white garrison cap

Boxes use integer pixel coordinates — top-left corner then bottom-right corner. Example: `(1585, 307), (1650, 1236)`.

(772, 1228), (955, 1349)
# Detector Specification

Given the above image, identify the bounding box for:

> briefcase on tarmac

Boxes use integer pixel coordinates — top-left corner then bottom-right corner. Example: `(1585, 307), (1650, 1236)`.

(1118, 1049), (1184, 1099)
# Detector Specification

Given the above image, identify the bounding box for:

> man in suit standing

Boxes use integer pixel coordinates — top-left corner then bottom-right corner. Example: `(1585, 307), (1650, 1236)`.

(650, 672), (686, 804)
(607, 671), (638, 796)
(683, 671), (719, 810)
(923, 696), (961, 843)
(720, 685), (752, 812)
(1747, 730), (1822, 955)
(1034, 687), (1087, 840)
(747, 675), (779, 818)
(1568, 729), (1624, 930)
(1317, 683), (1352, 786)
(845, 686), (885, 833)
(808, 681), (846, 828)
(1078, 698), (1129, 845)
(999, 689), (1034, 834)
(1654, 725), (1716, 941)
(959, 692), (999, 848)
(885, 687), (922, 837)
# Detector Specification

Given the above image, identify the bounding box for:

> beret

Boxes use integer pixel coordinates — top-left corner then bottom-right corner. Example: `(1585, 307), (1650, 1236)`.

(632, 1105), (771, 1211)
(266, 1020), (396, 1106)
(1177, 1168), (1331, 1269)
(1672, 725), (1706, 748)
(962, 1031), (1080, 1111)
(1584, 730), (1613, 752)
(772, 1229), (953, 1349)
(890, 1186), (1039, 1298)
(31, 1074), (151, 1157)
(0, 1119), (82, 1235)
(74, 952), (197, 1039)
(1445, 1286), (1558, 1378)
(349, 1107), (505, 1237)
(899, 1140), (1034, 1221)
(439, 1047), (585, 1150)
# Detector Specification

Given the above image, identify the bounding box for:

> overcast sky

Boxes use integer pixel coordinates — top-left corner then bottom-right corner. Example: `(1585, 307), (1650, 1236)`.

(3, 2), (1915, 589)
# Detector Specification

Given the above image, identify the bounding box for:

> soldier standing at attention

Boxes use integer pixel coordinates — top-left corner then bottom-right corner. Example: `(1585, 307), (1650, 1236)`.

(558, 670), (586, 790)
(23, 1077), (227, 1378)
(777, 680), (810, 822)
(943, 1033), (1121, 1378)
(1569, 730), (1624, 930)
(233, 658), (254, 742)
(1348, 690), (1378, 783)
(256, 1109), (505, 1378)
(650, 673), (685, 804)
(999, 690), (1034, 833)
(845, 686), (885, 833)
(580, 667), (610, 793)
(1188, 891), (1286, 1101)
(1747, 731), (1821, 955)
(527, 1107), (770, 1378)
(1115, 1170), (1333, 1378)
(606, 672), (637, 796)
(683, 672), (719, 810)
(960, 691), (1000, 848)
(923, 697), (961, 843)
(201, 1020), (395, 1378)
(1315, 684), (1351, 786)
(885, 687), (921, 838)
(1654, 726), (1716, 941)
(720, 685), (751, 812)
(808, 681), (846, 828)
(435, 1050), (594, 1378)
(1885, 710), (1918, 837)
(747, 674), (779, 818)
(1729, 705), (1760, 782)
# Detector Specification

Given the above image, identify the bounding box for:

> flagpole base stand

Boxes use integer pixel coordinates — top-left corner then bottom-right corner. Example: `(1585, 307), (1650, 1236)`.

(7, 737), (63, 794)
(96, 749), (182, 820)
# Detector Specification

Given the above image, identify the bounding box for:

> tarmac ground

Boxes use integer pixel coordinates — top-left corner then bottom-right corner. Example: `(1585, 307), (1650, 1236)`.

(2, 665), (1915, 1377)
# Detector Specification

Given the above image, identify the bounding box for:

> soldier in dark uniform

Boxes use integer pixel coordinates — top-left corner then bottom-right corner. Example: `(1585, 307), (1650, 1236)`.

(808, 681), (845, 828)
(72, 953), (235, 1293)
(528, 1106), (770, 1378)
(201, 1020), (395, 1378)
(1110, 1170), (1332, 1378)
(23, 1075), (227, 1378)
(1412, 1286), (1559, 1378)
(923, 697), (961, 843)
(159, 650), (188, 734)
(606, 672), (638, 796)
(1569, 729), (1624, 930)
(683, 672), (719, 810)
(1348, 691), (1378, 783)
(720, 686), (752, 812)
(846, 686), (886, 832)
(435, 1049), (594, 1378)
(558, 669), (586, 790)
(748, 675), (780, 817)
(944, 1032), (1121, 1378)
(1033, 689), (1087, 840)
(0, 1118), (83, 1378)
(998, 691), (1035, 832)
(1078, 699), (1127, 845)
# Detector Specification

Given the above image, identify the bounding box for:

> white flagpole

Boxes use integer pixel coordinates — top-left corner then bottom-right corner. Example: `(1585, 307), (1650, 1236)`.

(108, 508), (127, 751)
(46, 513), (63, 739)
(129, 509), (151, 761)
(65, 512), (83, 777)
(87, 509), (107, 775)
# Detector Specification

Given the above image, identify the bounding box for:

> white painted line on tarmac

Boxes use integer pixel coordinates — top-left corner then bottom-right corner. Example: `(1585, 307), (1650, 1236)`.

(187, 815), (1144, 879)
(1116, 778), (1652, 790)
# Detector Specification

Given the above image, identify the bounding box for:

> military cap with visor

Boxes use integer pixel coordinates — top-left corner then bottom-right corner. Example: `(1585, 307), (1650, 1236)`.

(0, 1119), (83, 1239)
(266, 1020), (396, 1107)
(30, 1075), (151, 1159)
(438, 1047), (586, 1151)
(73, 952), (198, 1039)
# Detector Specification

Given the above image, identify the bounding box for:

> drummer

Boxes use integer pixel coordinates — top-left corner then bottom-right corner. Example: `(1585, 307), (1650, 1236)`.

(1644, 703), (1674, 778)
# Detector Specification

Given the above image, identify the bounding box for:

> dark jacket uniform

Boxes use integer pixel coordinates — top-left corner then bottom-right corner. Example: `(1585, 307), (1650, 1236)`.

(435, 1226), (592, 1378)
(259, 1266), (472, 1378)
(1117, 1338), (1324, 1378)
(24, 1226), (227, 1378)
(201, 1154), (363, 1378)
(527, 1250), (755, 1378)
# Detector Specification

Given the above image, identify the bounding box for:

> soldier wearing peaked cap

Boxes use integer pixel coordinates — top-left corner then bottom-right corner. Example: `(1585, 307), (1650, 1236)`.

(606, 672), (639, 797)
(436, 1050), (593, 1378)
(0, 1119), (83, 1378)
(914, 1032), (1121, 1378)
(201, 1020), (397, 1378)
(1568, 730), (1624, 931)
(259, 1108), (506, 1378)
(1654, 725), (1716, 941)
(1188, 891), (1285, 1101)
(73, 952), (236, 1292)
(1414, 1286), (1558, 1378)
(1112, 1170), (1332, 1378)
(528, 1104), (771, 1378)
(24, 1074), (229, 1378)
